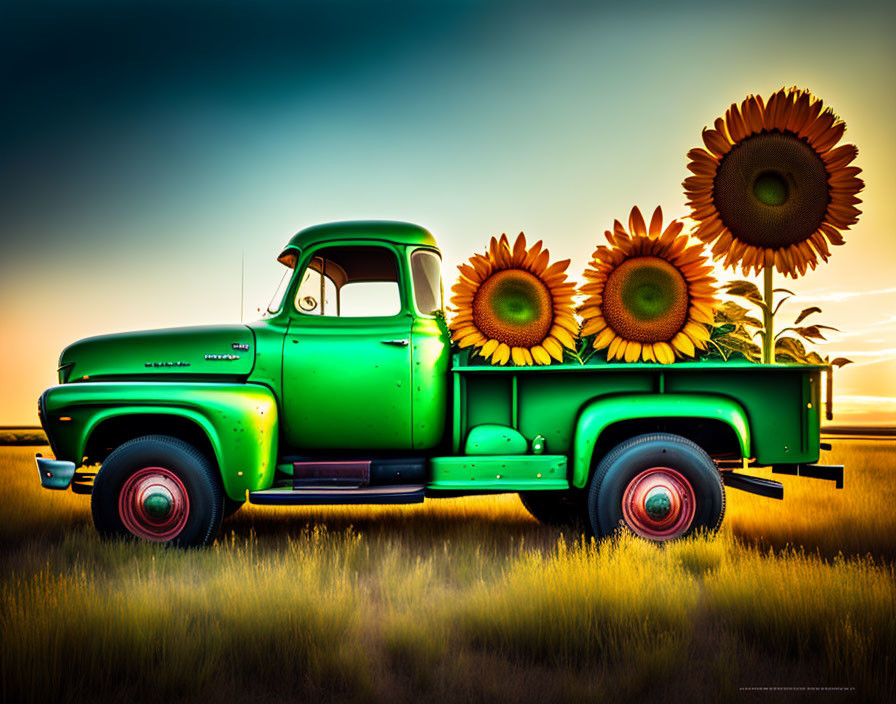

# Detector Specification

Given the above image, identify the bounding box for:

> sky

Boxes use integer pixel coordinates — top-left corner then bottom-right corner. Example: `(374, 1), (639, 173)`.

(1, 0), (895, 426)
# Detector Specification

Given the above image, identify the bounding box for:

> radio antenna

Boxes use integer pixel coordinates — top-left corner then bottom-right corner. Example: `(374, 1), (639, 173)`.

(240, 251), (245, 323)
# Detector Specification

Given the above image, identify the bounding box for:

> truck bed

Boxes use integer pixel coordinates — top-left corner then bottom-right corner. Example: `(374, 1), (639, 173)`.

(452, 359), (825, 468)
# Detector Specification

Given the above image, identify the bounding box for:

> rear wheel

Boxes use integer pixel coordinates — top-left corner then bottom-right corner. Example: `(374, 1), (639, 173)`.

(91, 435), (223, 547)
(588, 433), (725, 542)
(518, 490), (588, 528)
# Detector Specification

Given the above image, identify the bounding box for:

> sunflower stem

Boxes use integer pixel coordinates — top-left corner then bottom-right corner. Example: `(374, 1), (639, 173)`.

(762, 266), (774, 364)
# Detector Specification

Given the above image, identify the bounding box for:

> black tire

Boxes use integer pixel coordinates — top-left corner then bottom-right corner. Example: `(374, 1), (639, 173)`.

(587, 433), (725, 542)
(91, 435), (223, 547)
(518, 490), (588, 528)
(222, 495), (245, 519)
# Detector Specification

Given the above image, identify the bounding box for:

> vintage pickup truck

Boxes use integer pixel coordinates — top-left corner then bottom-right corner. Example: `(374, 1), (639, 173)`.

(35, 220), (843, 546)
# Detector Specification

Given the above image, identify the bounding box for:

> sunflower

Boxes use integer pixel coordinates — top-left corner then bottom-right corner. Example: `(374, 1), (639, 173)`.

(580, 207), (717, 364)
(449, 233), (578, 365)
(684, 87), (864, 278)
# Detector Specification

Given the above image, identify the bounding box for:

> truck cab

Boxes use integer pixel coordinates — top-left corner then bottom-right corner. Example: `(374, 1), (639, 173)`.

(270, 221), (450, 452)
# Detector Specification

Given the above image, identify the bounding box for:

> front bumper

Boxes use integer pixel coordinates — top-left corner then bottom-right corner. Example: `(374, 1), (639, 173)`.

(35, 454), (76, 490)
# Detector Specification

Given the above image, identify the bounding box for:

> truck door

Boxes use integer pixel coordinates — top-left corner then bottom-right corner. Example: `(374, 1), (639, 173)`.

(282, 244), (413, 450)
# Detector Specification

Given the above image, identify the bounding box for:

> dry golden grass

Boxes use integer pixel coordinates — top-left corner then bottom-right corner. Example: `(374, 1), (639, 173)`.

(1, 441), (894, 704)
(726, 440), (896, 559)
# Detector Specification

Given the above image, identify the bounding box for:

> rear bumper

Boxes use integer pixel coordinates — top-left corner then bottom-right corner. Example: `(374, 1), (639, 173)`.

(35, 455), (76, 490)
(772, 463), (844, 489)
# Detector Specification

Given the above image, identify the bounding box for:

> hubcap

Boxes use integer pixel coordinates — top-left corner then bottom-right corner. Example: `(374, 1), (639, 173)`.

(621, 467), (695, 541)
(143, 488), (174, 518)
(644, 487), (673, 520)
(118, 467), (189, 542)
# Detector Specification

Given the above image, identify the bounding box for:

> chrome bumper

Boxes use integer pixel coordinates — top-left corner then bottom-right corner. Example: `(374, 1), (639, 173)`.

(36, 454), (76, 490)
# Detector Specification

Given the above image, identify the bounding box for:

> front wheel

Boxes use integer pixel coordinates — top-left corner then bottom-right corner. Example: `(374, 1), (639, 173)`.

(91, 435), (223, 547)
(588, 433), (725, 542)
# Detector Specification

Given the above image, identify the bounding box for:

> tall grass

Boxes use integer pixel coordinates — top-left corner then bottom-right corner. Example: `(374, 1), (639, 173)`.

(726, 440), (896, 559)
(1, 442), (895, 703)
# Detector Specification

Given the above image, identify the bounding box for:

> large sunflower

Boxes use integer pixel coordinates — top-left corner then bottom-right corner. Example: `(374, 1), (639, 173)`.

(449, 233), (578, 365)
(580, 207), (717, 364)
(684, 87), (864, 278)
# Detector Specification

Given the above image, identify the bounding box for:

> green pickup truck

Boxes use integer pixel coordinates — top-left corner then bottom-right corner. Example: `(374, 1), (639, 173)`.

(36, 220), (842, 546)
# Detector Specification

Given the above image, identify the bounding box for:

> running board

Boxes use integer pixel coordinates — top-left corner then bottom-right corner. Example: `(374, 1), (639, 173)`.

(291, 458), (427, 488)
(721, 471), (784, 500)
(249, 484), (425, 506)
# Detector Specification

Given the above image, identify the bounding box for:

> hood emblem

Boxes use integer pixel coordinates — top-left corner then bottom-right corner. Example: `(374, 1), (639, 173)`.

(205, 354), (240, 361)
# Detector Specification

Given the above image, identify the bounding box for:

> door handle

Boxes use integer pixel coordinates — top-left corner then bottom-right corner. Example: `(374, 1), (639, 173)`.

(381, 339), (410, 347)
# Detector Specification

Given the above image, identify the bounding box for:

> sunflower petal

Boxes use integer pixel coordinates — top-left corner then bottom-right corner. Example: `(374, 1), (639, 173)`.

(628, 207), (647, 237)
(654, 342), (675, 364)
(593, 327), (616, 350)
(531, 345), (551, 365)
(481, 338), (500, 359)
(543, 336), (565, 361)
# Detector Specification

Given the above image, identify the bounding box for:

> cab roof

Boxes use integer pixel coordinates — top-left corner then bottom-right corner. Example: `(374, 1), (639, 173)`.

(280, 220), (437, 258)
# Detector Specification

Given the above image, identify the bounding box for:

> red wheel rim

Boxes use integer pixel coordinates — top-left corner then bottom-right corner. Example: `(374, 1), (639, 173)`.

(118, 467), (189, 542)
(621, 467), (695, 541)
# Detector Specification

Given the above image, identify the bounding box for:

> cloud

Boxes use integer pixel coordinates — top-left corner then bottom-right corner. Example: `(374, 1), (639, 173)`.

(790, 287), (896, 304)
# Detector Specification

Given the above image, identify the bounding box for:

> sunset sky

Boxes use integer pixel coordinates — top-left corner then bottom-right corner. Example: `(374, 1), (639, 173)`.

(1, 0), (894, 426)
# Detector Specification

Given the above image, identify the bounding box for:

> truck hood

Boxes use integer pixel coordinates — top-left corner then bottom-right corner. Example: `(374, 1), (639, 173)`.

(58, 325), (256, 382)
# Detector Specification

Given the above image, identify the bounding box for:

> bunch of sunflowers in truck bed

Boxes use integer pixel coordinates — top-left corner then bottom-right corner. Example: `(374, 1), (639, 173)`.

(448, 86), (863, 368)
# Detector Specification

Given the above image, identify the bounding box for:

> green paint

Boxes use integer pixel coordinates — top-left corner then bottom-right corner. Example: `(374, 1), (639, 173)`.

(279, 220), (436, 262)
(59, 325), (255, 382)
(429, 455), (568, 491)
(464, 424), (528, 455)
(621, 263), (680, 321)
(753, 171), (789, 207)
(41, 381), (278, 501)
(411, 310), (450, 450)
(571, 393), (751, 488)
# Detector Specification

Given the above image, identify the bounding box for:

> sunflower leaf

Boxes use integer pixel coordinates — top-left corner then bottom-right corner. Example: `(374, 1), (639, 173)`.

(793, 306), (823, 325)
(722, 281), (762, 302)
(706, 339), (731, 361)
(775, 337), (809, 361)
(806, 351), (827, 365)
(793, 325), (837, 341)
(714, 301), (763, 329)
(830, 357), (853, 368)
(772, 296), (792, 317)
(710, 332), (762, 362)
(773, 287), (796, 296)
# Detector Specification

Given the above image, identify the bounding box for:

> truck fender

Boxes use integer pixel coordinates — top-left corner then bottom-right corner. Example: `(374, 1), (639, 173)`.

(42, 382), (278, 501)
(571, 394), (751, 488)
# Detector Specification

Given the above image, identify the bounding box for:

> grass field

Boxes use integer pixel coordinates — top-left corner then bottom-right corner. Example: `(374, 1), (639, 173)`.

(1, 441), (895, 703)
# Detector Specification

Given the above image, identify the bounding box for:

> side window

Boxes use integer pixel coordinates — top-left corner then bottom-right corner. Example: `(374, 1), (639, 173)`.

(294, 246), (402, 318)
(410, 249), (443, 316)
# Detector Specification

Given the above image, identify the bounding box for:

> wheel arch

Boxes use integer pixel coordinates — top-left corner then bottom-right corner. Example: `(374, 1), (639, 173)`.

(571, 394), (751, 489)
(41, 381), (278, 501)
(85, 412), (218, 468)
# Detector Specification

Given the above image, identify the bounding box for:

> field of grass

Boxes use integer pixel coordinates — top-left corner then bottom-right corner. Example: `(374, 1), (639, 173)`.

(1, 441), (895, 703)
